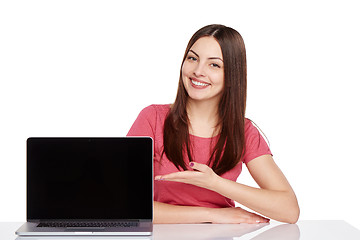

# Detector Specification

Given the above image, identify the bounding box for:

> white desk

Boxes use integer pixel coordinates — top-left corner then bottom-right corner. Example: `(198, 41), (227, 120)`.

(1, 220), (359, 240)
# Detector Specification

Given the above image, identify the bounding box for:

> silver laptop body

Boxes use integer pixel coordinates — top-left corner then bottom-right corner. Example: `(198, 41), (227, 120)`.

(16, 137), (153, 236)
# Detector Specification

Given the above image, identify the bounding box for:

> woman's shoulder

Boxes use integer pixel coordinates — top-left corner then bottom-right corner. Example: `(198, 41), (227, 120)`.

(141, 104), (171, 115)
(136, 104), (171, 121)
(149, 104), (172, 111)
(242, 118), (272, 163)
(127, 104), (171, 137)
(244, 118), (262, 137)
(244, 118), (254, 130)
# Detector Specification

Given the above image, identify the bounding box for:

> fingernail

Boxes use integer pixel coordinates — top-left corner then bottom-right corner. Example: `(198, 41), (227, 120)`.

(189, 162), (194, 167)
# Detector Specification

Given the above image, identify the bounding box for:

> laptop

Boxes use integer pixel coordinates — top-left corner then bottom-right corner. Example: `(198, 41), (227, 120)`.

(16, 137), (153, 236)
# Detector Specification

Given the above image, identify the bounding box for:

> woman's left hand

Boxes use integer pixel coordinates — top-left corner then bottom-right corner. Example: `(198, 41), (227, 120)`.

(154, 162), (219, 190)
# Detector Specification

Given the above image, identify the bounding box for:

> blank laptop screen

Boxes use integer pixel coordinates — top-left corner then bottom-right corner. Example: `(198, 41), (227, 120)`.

(27, 137), (153, 220)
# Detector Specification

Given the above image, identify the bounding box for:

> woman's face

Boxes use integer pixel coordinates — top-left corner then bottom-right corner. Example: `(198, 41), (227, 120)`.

(182, 37), (225, 104)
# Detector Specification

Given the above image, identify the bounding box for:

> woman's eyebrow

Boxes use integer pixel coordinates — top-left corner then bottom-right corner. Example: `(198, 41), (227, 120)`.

(189, 50), (199, 58)
(189, 49), (223, 62)
(209, 57), (223, 62)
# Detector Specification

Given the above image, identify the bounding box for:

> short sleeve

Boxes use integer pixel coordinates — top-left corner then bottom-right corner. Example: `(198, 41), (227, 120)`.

(242, 120), (272, 165)
(127, 105), (157, 140)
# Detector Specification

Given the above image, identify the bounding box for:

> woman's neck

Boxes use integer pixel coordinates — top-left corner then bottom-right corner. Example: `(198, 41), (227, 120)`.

(186, 99), (220, 138)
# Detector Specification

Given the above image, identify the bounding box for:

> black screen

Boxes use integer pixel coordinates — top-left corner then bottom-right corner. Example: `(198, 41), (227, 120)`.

(27, 137), (153, 220)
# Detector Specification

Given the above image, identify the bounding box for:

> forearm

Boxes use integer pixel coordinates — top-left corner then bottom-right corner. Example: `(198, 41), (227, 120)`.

(154, 201), (269, 224)
(154, 201), (211, 224)
(211, 176), (299, 223)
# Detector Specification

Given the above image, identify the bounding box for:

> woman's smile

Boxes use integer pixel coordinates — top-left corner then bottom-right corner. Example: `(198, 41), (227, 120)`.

(190, 77), (210, 88)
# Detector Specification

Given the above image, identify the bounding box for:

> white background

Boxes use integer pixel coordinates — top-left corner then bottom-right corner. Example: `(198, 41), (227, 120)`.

(1, 0), (359, 229)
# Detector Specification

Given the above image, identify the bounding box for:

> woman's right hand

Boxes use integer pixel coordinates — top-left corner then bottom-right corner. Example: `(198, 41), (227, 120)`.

(209, 207), (270, 224)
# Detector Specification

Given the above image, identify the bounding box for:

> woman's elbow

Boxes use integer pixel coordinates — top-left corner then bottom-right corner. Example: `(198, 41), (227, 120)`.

(275, 194), (300, 224)
(283, 204), (300, 224)
(283, 191), (300, 224)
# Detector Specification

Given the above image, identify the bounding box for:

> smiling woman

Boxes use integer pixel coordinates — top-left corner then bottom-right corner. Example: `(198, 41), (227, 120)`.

(127, 24), (300, 224)
(182, 37), (225, 104)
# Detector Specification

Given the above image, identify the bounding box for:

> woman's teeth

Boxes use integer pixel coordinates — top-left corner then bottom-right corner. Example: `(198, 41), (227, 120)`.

(191, 79), (209, 86)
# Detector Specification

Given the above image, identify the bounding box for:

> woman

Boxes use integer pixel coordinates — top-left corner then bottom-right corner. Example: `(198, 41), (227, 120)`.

(127, 24), (300, 224)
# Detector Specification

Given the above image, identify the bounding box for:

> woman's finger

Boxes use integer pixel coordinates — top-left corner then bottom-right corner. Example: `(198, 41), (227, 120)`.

(189, 162), (211, 173)
(155, 171), (201, 181)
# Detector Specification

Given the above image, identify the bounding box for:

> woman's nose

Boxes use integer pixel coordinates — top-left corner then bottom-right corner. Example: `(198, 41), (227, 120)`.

(193, 63), (206, 77)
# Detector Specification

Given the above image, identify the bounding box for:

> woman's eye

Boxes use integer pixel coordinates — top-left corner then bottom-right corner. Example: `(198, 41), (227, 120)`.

(210, 63), (221, 68)
(187, 56), (197, 61)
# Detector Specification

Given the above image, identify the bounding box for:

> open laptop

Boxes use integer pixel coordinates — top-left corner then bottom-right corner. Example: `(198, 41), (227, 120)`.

(16, 137), (153, 236)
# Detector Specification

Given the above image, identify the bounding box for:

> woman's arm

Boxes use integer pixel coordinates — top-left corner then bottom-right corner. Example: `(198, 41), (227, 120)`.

(154, 201), (269, 224)
(154, 201), (209, 223)
(155, 154), (300, 224)
(213, 155), (300, 223)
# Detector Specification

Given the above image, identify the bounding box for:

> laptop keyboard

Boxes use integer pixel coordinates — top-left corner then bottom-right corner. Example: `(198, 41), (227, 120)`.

(37, 221), (139, 228)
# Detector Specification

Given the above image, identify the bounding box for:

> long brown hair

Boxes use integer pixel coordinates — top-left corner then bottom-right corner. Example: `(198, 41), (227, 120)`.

(163, 24), (247, 176)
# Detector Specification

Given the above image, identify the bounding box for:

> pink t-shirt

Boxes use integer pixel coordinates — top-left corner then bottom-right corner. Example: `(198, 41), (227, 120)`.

(127, 104), (272, 208)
